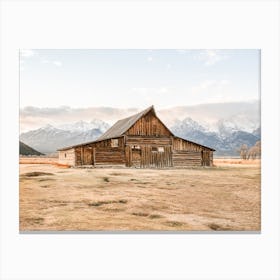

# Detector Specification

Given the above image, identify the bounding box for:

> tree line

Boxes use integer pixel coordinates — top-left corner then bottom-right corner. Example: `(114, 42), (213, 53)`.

(237, 141), (261, 160)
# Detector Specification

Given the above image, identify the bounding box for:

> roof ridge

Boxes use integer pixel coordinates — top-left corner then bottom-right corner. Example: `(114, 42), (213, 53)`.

(96, 105), (155, 141)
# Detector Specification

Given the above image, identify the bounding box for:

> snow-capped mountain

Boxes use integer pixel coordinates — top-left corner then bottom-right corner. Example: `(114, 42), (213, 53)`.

(20, 121), (109, 154)
(20, 104), (261, 156)
(170, 117), (260, 156)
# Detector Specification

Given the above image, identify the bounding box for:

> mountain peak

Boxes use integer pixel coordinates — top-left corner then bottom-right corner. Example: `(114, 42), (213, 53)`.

(41, 124), (57, 130)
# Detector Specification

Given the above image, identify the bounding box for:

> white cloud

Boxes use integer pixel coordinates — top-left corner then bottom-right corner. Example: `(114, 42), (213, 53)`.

(147, 56), (153, 62)
(196, 50), (227, 66)
(20, 49), (36, 58)
(53, 61), (62, 67)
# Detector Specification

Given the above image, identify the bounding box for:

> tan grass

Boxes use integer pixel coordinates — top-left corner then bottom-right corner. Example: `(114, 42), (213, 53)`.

(19, 158), (261, 231)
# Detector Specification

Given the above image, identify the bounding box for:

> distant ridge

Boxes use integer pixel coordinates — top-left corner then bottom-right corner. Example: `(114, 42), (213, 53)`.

(19, 141), (44, 156)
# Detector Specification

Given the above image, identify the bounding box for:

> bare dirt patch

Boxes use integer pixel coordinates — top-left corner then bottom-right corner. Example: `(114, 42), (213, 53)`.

(19, 158), (261, 231)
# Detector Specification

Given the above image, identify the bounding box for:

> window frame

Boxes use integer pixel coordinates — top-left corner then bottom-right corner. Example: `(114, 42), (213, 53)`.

(111, 138), (119, 147)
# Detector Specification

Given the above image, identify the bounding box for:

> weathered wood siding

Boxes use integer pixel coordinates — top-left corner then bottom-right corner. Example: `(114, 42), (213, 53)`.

(126, 136), (172, 146)
(94, 137), (125, 166)
(94, 137), (125, 148)
(72, 137), (125, 166)
(173, 137), (203, 152)
(125, 144), (172, 168)
(201, 150), (214, 166)
(126, 111), (172, 136)
(75, 146), (94, 166)
(58, 148), (75, 166)
(172, 151), (201, 167)
(172, 137), (213, 166)
(95, 147), (125, 166)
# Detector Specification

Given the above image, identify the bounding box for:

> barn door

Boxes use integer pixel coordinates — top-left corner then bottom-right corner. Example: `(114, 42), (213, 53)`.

(131, 148), (141, 167)
(83, 147), (94, 165)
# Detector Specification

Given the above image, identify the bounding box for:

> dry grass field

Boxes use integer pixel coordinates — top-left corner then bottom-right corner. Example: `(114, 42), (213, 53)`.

(19, 158), (261, 231)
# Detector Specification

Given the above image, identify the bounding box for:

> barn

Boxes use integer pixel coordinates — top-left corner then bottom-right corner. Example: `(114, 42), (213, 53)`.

(58, 106), (215, 168)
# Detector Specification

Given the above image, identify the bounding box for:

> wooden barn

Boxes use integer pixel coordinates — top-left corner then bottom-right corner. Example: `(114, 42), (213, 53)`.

(58, 106), (215, 168)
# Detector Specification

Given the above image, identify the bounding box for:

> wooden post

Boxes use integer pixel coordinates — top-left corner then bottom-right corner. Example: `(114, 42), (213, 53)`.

(81, 146), (84, 165)
(92, 147), (96, 166)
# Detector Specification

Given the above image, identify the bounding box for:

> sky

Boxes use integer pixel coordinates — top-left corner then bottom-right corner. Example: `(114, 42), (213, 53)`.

(20, 49), (260, 109)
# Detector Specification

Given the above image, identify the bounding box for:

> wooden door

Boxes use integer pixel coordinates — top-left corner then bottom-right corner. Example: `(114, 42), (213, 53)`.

(83, 147), (93, 165)
(131, 148), (141, 167)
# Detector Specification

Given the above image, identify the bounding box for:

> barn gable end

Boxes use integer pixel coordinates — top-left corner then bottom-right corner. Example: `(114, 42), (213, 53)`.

(57, 105), (215, 168)
(126, 108), (172, 137)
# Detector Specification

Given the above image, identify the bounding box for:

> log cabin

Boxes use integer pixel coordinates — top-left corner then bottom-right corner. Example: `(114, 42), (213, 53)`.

(58, 106), (215, 168)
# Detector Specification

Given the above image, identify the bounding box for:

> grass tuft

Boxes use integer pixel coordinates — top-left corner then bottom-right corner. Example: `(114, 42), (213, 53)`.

(118, 199), (128, 204)
(165, 221), (183, 227)
(88, 199), (128, 207)
(132, 212), (149, 217)
(149, 214), (163, 219)
(208, 223), (230, 231)
(103, 177), (110, 182)
(22, 172), (54, 177)
(25, 217), (44, 224)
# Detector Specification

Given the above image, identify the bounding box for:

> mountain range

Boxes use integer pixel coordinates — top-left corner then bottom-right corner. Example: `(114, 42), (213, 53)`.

(20, 104), (261, 156)
(20, 120), (109, 154)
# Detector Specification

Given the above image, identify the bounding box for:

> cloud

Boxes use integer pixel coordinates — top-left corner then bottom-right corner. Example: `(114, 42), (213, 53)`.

(196, 50), (227, 66)
(20, 101), (259, 133)
(19, 106), (140, 132)
(147, 56), (153, 62)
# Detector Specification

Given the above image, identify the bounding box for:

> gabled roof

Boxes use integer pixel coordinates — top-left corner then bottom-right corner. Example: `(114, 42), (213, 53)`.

(58, 106), (164, 151)
(57, 105), (215, 151)
(97, 105), (173, 141)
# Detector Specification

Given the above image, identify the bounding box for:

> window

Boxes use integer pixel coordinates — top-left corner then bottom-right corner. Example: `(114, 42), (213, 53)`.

(152, 147), (164, 152)
(64, 153), (67, 158)
(111, 139), (119, 147)
(132, 145), (141, 150)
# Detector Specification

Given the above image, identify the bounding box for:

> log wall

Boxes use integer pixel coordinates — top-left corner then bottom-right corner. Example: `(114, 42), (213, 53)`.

(172, 137), (213, 166)
(172, 151), (201, 167)
(95, 147), (125, 166)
